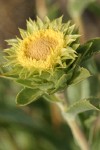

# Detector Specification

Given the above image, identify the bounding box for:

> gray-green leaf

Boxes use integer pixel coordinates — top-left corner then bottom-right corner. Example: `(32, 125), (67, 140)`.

(16, 88), (43, 106)
(77, 38), (100, 61)
(69, 67), (91, 85)
(66, 98), (100, 119)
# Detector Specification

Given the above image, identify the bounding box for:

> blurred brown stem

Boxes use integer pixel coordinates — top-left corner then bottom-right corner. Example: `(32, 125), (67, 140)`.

(35, 0), (47, 19)
(73, 16), (86, 43)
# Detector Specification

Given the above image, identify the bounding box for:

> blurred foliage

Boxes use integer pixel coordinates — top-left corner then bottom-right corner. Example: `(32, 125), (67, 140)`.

(0, 0), (100, 150)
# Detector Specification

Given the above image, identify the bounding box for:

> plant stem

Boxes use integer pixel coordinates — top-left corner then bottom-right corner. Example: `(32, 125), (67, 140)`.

(55, 92), (90, 150)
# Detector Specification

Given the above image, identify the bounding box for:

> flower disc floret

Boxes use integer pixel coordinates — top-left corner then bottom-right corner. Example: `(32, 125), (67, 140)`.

(17, 29), (64, 70)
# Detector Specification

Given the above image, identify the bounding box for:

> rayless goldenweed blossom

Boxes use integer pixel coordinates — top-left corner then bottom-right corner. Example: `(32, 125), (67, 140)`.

(5, 17), (79, 75)
(0, 16), (100, 107)
(2, 16), (82, 105)
(0, 16), (100, 150)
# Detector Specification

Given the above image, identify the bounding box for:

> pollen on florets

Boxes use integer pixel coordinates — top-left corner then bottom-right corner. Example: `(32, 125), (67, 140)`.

(17, 29), (64, 70)
(24, 30), (62, 61)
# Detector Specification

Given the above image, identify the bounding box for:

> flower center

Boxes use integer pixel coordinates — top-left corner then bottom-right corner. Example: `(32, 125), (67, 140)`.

(17, 29), (64, 70)
(25, 36), (58, 60)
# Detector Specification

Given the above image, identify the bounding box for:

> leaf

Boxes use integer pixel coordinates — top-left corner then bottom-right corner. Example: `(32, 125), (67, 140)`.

(77, 38), (100, 61)
(38, 82), (54, 91)
(16, 88), (43, 106)
(49, 74), (68, 94)
(87, 38), (100, 53)
(16, 79), (54, 92)
(66, 98), (100, 119)
(55, 74), (67, 89)
(16, 79), (36, 88)
(69, 67), (91, 85)
(77, 42), (92, 57)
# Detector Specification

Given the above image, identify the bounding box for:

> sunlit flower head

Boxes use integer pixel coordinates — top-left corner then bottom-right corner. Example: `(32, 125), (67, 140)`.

(5, 16), (80, 78)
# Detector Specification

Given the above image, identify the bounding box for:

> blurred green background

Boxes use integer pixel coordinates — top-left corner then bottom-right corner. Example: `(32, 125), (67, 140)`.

(0, 0), (100, 150)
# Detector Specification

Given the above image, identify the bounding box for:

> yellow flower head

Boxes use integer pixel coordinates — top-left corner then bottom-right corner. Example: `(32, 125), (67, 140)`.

(5, 16), (79, 78)
(17, 29), (64, 70)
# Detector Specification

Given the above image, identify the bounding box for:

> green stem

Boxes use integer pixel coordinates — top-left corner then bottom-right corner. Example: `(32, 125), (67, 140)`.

(55, 92), (90, 150)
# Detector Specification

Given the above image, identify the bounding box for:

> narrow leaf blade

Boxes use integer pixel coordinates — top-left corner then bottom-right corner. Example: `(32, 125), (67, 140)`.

(69, 67), (90, 85)
(77, 38), (100, 61)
